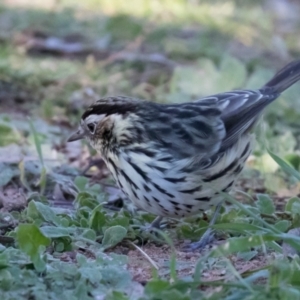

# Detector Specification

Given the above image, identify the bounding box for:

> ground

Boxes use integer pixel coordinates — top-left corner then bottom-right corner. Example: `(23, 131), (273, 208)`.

(1, 0), (300, 299)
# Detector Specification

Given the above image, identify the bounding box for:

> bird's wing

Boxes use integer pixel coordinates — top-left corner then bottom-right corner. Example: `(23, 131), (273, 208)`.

(142, 89), (277, 161)
(196, 89), (279, 151)
(141, 101), (226, 160)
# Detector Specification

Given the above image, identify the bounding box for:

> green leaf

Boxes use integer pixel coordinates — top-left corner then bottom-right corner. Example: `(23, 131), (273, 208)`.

(106, 15), (142, 40)
(256, 194), (275, 215)
(285, 197), (300, 213)
(74, 176), (89, 192)
(0, 163), (14, 186)
(76, 192), (98, 209)
(0, 124), (19, 146)
(0, 269), (12, 290)
(102, 226), (127, 249)
(40, 226), (75, 238)
(106, 216), (130, 229)
(16, 224), (50, 271)
(144, 280), (170, 295)
(28, 200), (60, 226)
(55, 242), (65, 252)
(105, 291), (129, 300)
(26, 200), (41, 220)
(179, 220), (208, 241)
(291, 202), (300, 216)
(268, 149), (300, 181)
(82, 229), (96, 241)
(274, 220), (291, 232)
(285, 153), (300, 170)
(210, 234), (281, 257)
(89, 210), (106, 233)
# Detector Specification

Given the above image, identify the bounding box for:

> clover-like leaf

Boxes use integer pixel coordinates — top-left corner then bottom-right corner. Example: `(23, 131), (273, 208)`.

(102, 225), (127, 249)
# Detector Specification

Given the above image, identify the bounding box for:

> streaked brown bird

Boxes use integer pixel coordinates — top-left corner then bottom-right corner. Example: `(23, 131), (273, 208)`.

(68, 60), (300, 250)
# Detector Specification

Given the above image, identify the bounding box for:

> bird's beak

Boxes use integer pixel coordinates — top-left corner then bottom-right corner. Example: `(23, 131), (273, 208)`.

(67, 127), (85, 142)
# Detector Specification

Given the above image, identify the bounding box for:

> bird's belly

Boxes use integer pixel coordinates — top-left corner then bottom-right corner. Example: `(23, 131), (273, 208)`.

(106, 135), (253, 218)
(108, 162), (241, 218)
(117, 172), (231, 218)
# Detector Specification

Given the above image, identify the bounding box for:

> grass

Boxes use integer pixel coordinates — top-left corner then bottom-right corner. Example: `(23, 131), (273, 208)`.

(1, 0), (300, 299)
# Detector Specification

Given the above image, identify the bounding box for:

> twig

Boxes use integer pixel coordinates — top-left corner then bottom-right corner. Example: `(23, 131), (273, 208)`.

(127, 241), (159, 270)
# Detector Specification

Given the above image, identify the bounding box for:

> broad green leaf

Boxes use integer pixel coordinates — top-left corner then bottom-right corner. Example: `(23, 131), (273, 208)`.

(28, 200), (60, 226)
(105, 291), (129, 300)
(40, 226), (75, 238)
(76, 192), (98, 209)
(106, 216), (130, 229)
(89, 210), (106, 233)
(80, 217), (89, 228)
(292, 201), (300, 215)
(210, 234), (279, 257)
(0, 124), (19, 146)
(285, 197), (300, 213)
(26, 200), (41, 220)
(285, 153), (300, 170)
(102, 226), (127, 249)
(256, 194), (275, 215)
(219, 191), (280, 234)
(16, 224), (50, 271)
(74, 176), (89, 192)
(274, 220), (291, 232)
(82, 229), (96, 241)
(105, 15), (142, 40)
(0, 163), (14, 186)
(0, 269), (12, 290)
(144, 280), (170, 295)
(55, 242), (65, 252)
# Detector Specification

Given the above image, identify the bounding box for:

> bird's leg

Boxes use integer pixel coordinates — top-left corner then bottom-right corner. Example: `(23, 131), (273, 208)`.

(149, 216), (163, 230)
(183, 202), (223, 252)
(134, 216), (164, 233)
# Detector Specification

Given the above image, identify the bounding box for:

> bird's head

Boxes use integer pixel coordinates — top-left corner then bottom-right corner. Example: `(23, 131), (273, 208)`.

(67, 96), (143, 155)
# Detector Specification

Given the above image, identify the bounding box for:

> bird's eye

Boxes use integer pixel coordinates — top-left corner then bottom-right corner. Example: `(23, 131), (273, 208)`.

(87, 123), (96, 134)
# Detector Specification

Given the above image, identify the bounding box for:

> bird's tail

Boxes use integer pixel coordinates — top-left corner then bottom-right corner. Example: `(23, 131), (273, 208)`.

(263, 60), (300, 93)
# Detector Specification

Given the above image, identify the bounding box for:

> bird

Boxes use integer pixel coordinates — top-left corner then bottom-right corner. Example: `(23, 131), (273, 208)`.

(68, 60), (300, 250)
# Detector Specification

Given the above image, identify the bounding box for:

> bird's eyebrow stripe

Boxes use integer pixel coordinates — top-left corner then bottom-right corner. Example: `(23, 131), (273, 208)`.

(83, 114), (106, 123)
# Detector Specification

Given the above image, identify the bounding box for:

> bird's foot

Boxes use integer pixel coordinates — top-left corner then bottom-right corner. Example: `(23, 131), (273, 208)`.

(133, 216), (164, 235)
(182, 228), (215, 252)
(141, 216), (163, 232)
(182, 202), (223, 252)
